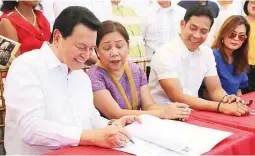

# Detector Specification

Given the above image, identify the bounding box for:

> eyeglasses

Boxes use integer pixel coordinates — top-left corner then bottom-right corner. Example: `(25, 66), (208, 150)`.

(250, 1), (255, 5)
(228, 32), (247, 41)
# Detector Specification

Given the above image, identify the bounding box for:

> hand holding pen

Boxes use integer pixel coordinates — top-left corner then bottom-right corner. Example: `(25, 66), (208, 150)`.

(80, 115), (140, 148)
(111, 115), (141, 146)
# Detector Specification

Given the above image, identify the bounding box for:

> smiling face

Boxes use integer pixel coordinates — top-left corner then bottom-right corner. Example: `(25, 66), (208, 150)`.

(96, 31), (129, 72)
(53, 24), (97, 70)
(223, 24), (247, 52)
(180, 15), (211, 51)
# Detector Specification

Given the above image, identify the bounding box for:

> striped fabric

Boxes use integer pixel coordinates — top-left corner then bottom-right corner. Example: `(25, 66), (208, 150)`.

(112, 4), (145, 60)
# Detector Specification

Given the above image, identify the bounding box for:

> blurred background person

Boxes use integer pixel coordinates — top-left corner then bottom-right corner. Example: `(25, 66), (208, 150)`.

(243, 0), (255, 93)
(214, 0), (243, 34)
(119, 0), (151, 17)
(41, 0), (55, 30)
(54, 0), (112, 22)
(0, 0), (51, 56)
(205, 0), (244, 46)
(142, 0), (186, 78)
(111, 0), (145, 61)
(178, 0), (219, 18)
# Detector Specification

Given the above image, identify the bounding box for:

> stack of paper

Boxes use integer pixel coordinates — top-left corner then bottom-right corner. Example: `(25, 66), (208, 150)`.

(115, 115), (232, 155)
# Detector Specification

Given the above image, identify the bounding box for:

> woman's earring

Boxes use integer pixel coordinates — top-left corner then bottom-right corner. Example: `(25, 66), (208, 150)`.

(221, 39), (224, 43)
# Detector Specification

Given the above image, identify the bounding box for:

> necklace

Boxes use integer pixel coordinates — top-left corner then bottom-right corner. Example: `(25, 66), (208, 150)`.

(14, 7), (37, 26)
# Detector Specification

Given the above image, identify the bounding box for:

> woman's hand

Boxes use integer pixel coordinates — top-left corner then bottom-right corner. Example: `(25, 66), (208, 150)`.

(160, 102), (191, 121)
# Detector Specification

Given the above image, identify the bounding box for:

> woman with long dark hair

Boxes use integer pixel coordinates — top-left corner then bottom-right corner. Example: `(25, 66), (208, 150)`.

(0, 0), (50, 56)
(210, 15), (250, 96)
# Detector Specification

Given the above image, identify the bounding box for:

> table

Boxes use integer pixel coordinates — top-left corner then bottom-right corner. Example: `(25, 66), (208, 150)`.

(190, 92), (255, 132)
(187, 118), (255, 155)
(44, 118), (255, 155)
(44, 146), (129, 155)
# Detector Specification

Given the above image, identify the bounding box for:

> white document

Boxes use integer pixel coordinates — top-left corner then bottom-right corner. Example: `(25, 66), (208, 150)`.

(115, 115), (232, 155)
(115, 137), (181, 156)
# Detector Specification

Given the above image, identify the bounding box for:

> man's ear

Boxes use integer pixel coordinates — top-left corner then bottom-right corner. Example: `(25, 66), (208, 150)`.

(180, 20), (186, 28)
(53, 29), (62, 45)
(180, 20), (186, 33)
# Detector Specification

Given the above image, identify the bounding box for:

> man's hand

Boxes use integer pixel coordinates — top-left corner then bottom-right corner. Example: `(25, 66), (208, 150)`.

(80, 115), (141, 148)
(219, 102), (250, 116)
(85, 126), (131, 148)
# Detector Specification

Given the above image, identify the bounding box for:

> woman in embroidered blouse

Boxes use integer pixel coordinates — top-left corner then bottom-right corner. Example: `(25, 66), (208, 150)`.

(210, 15), (250, 96)
(87, 20), (191, 120)
(0, 1), (51, 56)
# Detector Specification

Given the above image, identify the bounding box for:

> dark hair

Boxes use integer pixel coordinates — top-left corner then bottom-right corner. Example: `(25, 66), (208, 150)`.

(184, 4), (214, 29)
(0, 1), (42, 12)
(243, 0), (250, 16)
(212, 15), (250, 75)
(49, 6), (101, 43)
(96, 20), (129, 47)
